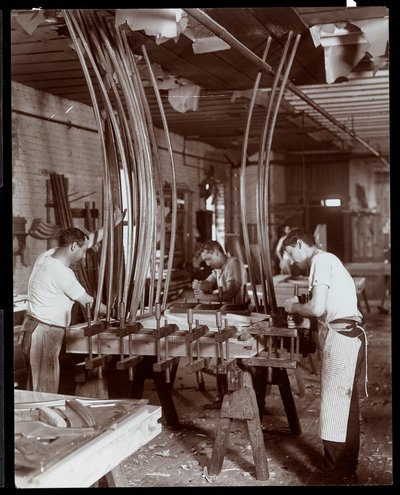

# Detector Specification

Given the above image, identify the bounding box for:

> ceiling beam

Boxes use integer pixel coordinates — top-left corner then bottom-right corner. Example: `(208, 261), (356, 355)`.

(183, 8), (389, 169)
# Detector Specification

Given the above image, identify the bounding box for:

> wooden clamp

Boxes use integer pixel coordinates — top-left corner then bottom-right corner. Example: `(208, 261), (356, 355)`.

(184, 310), (207, 384)
(152, 322), (179, 340)
(84, 303), (106, 374)
(185, 313), (208, 372)
(215, 311), (225, 361)
(214, 322), (237, 359)
(184, 324), (209, 344)
(115, 302), (143, 376)
(246, 321), (300, 362)
(153, 303), (179, 381)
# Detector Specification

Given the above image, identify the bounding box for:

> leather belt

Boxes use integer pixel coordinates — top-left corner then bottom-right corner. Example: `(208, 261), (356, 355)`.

(25, 313), (65, 329)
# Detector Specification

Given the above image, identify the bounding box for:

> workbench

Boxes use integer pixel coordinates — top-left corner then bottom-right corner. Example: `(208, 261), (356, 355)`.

(13, 294), (28, 325)
(66, 312), (266, 359)
(345, 262), (391, 310)
(345, 262), (391, 276)
(14, 389), (162, 488)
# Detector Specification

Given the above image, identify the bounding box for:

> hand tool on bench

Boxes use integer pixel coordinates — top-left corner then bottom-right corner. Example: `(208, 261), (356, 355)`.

(115, 301), (143, 381)
(84, 302), (106, 378)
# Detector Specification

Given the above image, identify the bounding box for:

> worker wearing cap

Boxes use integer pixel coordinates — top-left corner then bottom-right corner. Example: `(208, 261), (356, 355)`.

(20, 207), (125, 393)
(283, 229), (367, 485)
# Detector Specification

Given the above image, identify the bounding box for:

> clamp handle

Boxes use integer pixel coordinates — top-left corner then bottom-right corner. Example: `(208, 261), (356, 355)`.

(119, 302), (126, 327)
(85, 302), (92, 323)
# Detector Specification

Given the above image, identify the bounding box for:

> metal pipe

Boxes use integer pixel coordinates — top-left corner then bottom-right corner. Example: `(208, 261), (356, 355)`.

(12, 108), (98, 133)
(183, 8), (389, 168)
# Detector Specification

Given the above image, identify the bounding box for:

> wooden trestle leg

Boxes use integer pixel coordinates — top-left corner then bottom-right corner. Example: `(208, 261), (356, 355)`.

(253, 367), (302, 435)
(273, 368), (302, 435)
(209, 367), (269, 480)
(131, 355), (180, 426)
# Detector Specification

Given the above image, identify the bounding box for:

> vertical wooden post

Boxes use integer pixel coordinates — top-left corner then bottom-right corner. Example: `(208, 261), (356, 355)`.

(209, 367), (269, 480)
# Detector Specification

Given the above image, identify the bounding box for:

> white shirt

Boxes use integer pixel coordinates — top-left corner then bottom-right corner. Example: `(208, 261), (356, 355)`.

(309, 250), (362, 324)
(213, 256), (247, 304)
(27, 248), (86, 327)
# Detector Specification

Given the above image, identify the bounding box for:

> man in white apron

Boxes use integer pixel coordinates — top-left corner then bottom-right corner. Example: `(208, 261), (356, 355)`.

(283, 229), (367, 484)
(20, 208), (125, 393)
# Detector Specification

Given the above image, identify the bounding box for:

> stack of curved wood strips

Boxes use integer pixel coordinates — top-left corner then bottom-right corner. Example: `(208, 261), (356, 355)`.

(63, 10), (301, 329)
(239, 32), (301, 316)
(63, 10), (179, 324)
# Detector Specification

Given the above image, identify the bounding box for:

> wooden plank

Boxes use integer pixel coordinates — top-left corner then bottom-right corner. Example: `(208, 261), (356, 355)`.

(163, 310), (267, 330)
(66, 323), (264, 359)
(243, 356), (301, 369)
(67, 312), (267, 357)
(15, 400), (162, 488)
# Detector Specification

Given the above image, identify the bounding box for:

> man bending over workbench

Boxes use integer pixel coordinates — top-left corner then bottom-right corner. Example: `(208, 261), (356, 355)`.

(283, 229), (367, 485)
(192, 240), (248, 409)
(19, 208), (125, 393)
(192, 240), (248, 304)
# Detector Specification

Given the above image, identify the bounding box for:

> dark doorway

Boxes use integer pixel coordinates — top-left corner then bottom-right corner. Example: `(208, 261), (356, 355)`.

(308, 206), (344, 259)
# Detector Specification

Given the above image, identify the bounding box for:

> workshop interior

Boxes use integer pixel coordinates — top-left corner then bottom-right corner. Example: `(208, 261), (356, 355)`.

(8, 6), (391, 488)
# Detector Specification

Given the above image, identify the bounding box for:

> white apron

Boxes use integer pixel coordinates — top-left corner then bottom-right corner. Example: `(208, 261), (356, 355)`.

(319, 324), (361, 442)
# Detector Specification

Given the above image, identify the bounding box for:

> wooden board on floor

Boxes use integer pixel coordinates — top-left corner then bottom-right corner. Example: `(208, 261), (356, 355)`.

(15, 390), (162, 488)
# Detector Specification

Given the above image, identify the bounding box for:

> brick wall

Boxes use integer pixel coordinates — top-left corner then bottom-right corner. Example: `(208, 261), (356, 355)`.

(12, 82), (230, 294)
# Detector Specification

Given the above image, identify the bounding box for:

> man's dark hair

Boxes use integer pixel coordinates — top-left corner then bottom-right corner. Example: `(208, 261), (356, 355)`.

(282, 229), (316, 250)
(197, 240), (225, 256)
(60, 228), (89, 247)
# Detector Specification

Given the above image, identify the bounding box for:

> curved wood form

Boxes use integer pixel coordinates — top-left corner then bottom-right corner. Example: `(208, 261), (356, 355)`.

(256, 33), (300, 315)
(261, 34), (301, 315)
(63, 11), (112, 323)
(256, 32), (293, 314)
(141, 45), (178, 311)
(127, 43), (166, 310)
(240, 38), (272, 314)
(63, 10), (178, 336)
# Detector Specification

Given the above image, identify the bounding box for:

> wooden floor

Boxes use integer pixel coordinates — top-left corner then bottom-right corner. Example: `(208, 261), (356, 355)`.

(100, 301), (393, 487)
(15, 300), (392, 487)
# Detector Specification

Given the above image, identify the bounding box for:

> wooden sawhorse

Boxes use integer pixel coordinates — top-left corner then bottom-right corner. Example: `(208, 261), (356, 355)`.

(209, 365), (269, 480)
(130, 355), (180, 427)
(208, 362), (301, 480)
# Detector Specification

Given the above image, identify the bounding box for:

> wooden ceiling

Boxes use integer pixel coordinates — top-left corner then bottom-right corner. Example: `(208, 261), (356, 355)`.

(10, 7), (390, 167)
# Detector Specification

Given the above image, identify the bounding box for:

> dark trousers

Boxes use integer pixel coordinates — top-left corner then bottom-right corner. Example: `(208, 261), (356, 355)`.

(322, 327), (366, 478)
